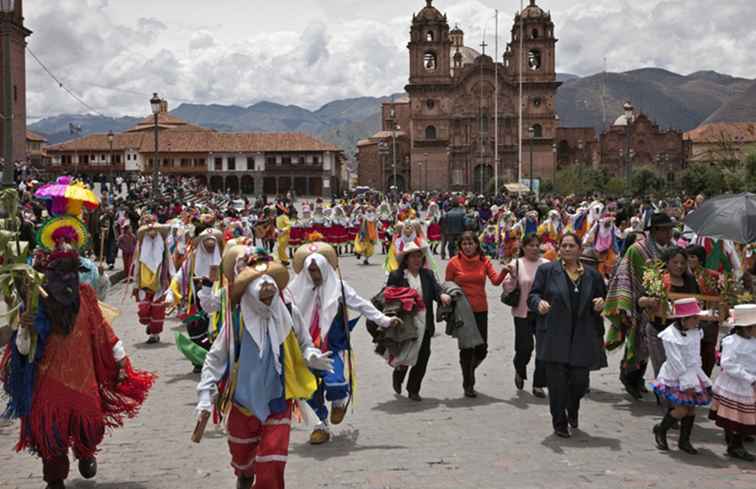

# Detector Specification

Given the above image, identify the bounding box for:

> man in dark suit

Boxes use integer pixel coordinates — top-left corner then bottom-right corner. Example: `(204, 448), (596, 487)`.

(444, 201), (466, 258)
(528, 233), (607, 438)
(387, 242), (450, 401)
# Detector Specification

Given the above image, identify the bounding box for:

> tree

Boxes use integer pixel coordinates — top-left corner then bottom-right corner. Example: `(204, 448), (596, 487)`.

(630, 166), (665, 195)
(553, 166), (608, 196)
(679, 163), (725, 196)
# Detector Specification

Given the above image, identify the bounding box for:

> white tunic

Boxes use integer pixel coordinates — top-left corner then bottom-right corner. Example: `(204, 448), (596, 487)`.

(713, 334), (756, 404)
(656, 326), (712, 392)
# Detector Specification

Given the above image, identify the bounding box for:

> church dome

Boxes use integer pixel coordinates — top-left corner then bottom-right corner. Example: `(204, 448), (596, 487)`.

(519, 0), (548, 19)
(417, 0), (444, 21)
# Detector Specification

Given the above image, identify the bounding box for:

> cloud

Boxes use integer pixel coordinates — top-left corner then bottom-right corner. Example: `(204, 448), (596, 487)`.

(21, 0), (756, 120)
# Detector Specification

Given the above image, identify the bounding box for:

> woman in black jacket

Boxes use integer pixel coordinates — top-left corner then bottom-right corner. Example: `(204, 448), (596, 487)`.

(387, 242), (450, 401)
(528, 233), (607, 438)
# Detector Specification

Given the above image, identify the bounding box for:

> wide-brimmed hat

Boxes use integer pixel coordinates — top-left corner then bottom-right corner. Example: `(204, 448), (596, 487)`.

(396, 240), (428, 264)
(670, 298), (703, 318)
(292, 242), (339, 274)
(36, 215), (90, 252)
(729, 304), (756, 327)
(646, 213), (675, 231)
(136, 223), (171, 241)
(580, 247), (600, 264)
(192, 228), (224, 252)
(221, 244), (250, 282)
(230, 260), (289, 306)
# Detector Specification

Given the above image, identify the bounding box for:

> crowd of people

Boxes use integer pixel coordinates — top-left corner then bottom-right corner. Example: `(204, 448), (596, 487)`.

(1, 175), (755, 489)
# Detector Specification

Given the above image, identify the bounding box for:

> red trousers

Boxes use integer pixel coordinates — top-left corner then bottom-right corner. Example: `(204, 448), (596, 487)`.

(227, 403), (292, 489)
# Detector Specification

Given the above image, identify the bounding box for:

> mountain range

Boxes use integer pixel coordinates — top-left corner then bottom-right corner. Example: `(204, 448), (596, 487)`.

(30, 68), (756, 156)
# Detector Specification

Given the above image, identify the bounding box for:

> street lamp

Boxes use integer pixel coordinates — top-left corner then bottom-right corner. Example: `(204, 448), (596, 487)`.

(622, 101), (635, 187)
(1, 0), (16, 188)
(551, 143), (557, 185)
(423, 152), (429, 192)
(150, 93), (161, 202)
(107, 129), (114, 195)
(528, 126), (534, 193)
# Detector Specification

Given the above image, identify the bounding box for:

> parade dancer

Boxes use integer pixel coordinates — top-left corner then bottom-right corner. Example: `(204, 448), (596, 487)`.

(133, 223), (174, 344)
(497, 211), (520, 263)
(426, 201), (442, 255)
(709, 304), (756, 461)
(583, 212), (622, 279)
(275, 204), (292, 267)
(195, 255), (333, 489)
(167, 228), (224, 372)
(1, 192), (154, 489)
(537, 210), (563, 262)
(287, 242), (401, 444)
(354, 206), (379, 265)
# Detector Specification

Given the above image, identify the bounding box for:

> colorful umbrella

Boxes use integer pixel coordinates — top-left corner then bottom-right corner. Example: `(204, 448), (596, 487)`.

(35, 176), (100, 216)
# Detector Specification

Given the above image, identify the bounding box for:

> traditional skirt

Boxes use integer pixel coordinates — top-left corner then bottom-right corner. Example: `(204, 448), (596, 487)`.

(653, 379), (712, 407)
(289, 226), (306, 247)
(329, 224), (348, 244)
(709, 391), (756, 435)
(427, 222), (442, 243)
(347, 225), (359, 243)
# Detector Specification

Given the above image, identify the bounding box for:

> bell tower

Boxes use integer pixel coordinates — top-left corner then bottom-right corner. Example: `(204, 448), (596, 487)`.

(0, 0), (32, 165)
(407, 0), (451, 85)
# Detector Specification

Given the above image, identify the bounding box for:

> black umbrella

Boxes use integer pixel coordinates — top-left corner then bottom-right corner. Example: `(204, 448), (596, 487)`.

(684, 193), (756, 243)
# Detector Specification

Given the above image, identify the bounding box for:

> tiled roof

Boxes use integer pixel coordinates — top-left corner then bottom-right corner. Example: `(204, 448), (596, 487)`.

(26, 130), (48, 142)
(125, 112), (201, 132)
(48, 130), (341, 154)
(684, 122), (756, 143)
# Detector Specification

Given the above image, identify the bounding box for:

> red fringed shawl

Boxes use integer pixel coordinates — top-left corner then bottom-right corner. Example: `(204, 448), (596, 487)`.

(17, 285), (156, 459)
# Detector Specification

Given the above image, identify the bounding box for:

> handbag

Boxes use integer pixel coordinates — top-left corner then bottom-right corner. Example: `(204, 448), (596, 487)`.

(500, 258), (521, 307)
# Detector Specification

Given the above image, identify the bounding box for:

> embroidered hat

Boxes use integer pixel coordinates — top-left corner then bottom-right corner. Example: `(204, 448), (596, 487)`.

(729, 304), (756, 327)
(670, 297), (703, 318)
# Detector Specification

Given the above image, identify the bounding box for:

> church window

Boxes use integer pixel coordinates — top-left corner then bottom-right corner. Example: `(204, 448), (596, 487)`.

(532, 96), (542, 108)
(426, 99), (435, 110)
(425, 126), (437, 140)
(13, 85), (17, 102)
(532, 124), (543, 138)
(424, 51), (437, 71)
(527, 49), (541, 70)
(426, 31), (434, 42)
(531, 28), (539, 39)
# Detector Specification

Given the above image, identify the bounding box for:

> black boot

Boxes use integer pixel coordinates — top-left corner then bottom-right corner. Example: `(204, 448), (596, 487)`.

(653, 413), (677, 451)
(237, 475), (254, 489)
(78, 457), (97, 479)
(727, 432), (756, 462)
(678, 416), (698, 454)
(46, 482), (65, 489)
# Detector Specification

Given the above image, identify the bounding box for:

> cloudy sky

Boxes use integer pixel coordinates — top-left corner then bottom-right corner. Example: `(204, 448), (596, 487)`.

(22, 0), (756, 119)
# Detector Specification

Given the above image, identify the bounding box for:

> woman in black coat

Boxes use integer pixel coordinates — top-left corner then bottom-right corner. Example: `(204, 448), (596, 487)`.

(387, 243), (450, 401)
(528, 233), (607, 438)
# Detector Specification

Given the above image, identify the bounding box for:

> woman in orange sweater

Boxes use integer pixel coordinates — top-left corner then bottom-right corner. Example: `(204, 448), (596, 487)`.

(445, 231), (508, 397)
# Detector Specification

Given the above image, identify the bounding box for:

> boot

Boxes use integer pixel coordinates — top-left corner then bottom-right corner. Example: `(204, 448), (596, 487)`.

(653, 413), (677, 451)
(678, 416), (699, 454)
(46, 483), (65, 489)
(78, 457), (97, 479)
(236, 475), (254, 489)
(727, 432), (756, 462)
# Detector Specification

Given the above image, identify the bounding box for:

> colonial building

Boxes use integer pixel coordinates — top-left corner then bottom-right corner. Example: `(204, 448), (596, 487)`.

(0, 0), (31, 164)
(46, 101), (345, 197)
(554, 127), (599, 171)
(600, 103), (687, 182)
(358, 0), (561, 192)
(26, 130), (48, 167)
(684, 122), (756, 165)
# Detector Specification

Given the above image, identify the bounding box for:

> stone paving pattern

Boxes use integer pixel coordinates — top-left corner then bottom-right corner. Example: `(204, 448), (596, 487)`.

(1, 256), (755, 488)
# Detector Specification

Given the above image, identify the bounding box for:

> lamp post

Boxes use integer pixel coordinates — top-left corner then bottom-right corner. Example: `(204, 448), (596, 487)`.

(107, 129), (114, 195)
(389, 107), (399, 192)
(424, 152), (428, 192)
(150, 93), (161, 202)
(528, 126), (534, 193)
(622, 101), (634, 187)
(1, 0), (15, 188)
(551, 143), (557, 186)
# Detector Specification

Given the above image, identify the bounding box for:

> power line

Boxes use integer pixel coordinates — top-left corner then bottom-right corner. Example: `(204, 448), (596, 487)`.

(26, 47), (109, 117)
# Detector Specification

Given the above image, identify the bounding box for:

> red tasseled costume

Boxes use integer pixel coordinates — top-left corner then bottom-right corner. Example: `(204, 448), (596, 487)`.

(16, 285), (156, 459)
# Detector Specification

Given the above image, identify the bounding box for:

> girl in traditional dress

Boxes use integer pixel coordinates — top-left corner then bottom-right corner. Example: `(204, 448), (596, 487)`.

(498, 211), (520, 263)
(652, 298), (712, 455)
(479, 223), (499, 259)
(354, 206), (379, 265)
(709, 304), (756, 461)
(426, 201), (442, 255)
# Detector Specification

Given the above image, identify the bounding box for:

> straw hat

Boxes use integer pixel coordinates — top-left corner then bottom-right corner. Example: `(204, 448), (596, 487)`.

(192, 228), (225, 252)
(137, 223), (170, 241)
(292, 242), (338, 274)
(729, 304), (756, 327)
(396, 240), (428, 264)
(230, 260), (289, 306)
(221, 244), (250, 282)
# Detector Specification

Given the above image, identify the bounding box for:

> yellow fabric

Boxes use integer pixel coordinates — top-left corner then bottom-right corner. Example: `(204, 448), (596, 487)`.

(385, 242), (399, 273)
(354, 237), (375, 257)
(276, 215), (291, 263)
(282, 331), (317, 400)
(139, 264), (160, 292)
(168, 277), (183, 305)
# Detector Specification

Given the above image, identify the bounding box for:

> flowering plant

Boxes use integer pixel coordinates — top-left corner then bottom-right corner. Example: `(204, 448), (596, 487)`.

(719, 272), (753, 308)
(642, 260), (670, 318)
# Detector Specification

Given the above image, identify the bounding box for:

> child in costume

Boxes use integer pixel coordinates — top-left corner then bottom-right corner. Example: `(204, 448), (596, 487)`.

(709, 304), (756, 461)
(652, 298), (712, 455)
(479, 223), (499, 259)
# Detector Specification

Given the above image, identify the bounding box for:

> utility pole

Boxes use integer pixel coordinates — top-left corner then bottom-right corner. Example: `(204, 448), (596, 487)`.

(494, 8), (499, 196)
(1, 2), (15, 188)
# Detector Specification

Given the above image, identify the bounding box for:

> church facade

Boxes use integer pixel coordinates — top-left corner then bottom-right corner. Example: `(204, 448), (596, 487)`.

(359, 0), (561, 192)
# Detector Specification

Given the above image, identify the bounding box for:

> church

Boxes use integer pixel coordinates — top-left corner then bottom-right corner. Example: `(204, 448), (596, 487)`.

(358, 0), (560, 193)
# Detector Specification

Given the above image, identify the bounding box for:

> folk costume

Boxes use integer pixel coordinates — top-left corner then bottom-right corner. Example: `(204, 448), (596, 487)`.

(134, 223), (175, 343)
(583, 213), (621, 279)
(288, 242), (395, 445)
(479, 224), (499, 259)
(537, 210), (563, 262)
(275, 205), (292, 267)
(709, 305), (756, 461)
(354, 207), (379, 265)
(497, 211), (520, 262)
(2, 180), (154, 489)
(169, 228), (224, 372)
(196, 256), (332, 489)
(426, 201), (442, 254)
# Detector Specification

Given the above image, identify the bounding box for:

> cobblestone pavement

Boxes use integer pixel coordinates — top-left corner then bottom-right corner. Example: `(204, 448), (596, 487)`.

(2, 255), (755, 489)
